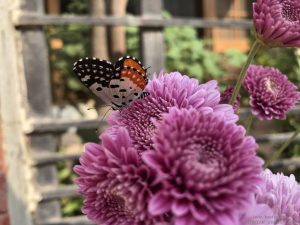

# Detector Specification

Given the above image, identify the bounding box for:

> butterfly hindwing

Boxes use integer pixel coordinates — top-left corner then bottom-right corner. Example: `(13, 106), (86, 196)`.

(112, 68), (146, 107)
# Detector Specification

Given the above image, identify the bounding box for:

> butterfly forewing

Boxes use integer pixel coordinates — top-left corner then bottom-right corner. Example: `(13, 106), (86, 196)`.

(73, 57), (115, 87)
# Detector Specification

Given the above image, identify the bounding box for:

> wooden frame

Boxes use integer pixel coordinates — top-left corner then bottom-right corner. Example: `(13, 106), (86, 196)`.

(14, 13), (252, 28)
(203, 0), (250, 52)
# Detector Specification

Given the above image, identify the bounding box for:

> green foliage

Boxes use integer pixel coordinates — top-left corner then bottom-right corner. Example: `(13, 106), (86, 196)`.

(126, 11), (247, 82)
(224, 48), (247, 67)
(255, 47), (298, 80)
(61, 0), (89, 14)
(47, 24), (91, 91)
(292, 50), (300, 87)
(57, 161), (76, 184)
(165, 26), (223, 80)
(287, 113), (300, 157)
(126, 25), (225, 81)
(57, 161), (83, 217)
(47, 0), (90, 93)
(61, 197), (83, 217)
(126, 26), (140, 58)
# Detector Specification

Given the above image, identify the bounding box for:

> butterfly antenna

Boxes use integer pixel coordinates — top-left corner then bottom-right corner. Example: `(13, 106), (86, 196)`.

(145, 66), (151, 70)
(86, 104), (110, 113)
(100, 107), (112, 123)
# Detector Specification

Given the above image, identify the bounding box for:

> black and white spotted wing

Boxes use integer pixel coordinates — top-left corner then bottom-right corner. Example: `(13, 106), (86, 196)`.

(73, 57), (116, 88)
(73, 56), (149, 110)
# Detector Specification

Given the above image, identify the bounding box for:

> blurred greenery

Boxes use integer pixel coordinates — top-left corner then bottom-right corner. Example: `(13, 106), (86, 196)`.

(165, 26), (223, 80)
(61, 197), (83, 217)
(126, 25), (249, 83)
(256, 47), (299, 84)
(57, 161), (83, 217)
(47, 25), (91, 92)
(224, 48), (248, 67)
(126, 26), (140, 58)
(61, 0), (89, 14)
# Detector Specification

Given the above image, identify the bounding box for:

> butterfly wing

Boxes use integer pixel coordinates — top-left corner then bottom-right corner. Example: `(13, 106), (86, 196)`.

(73, 56), (149, 110)
(108, 67), (148, 108)
(73, 57), (118, 107)
(103, 56), (149, 108)
(115, 56), (148, 82)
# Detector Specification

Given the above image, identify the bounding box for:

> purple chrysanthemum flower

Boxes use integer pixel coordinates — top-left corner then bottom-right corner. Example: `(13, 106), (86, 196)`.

(143, 107), (263, 225)
(74, 127), (166, 225)
(253, 0), (300, 48)
(220, 85), (241, 113)
(243, 65), (300, 120)
(254, 169), (300, 225)
(109, 72), (238, 153)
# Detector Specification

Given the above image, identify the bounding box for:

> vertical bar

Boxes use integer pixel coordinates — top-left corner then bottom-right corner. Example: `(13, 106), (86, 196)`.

(140, 0), (165, 75)
(110, 0), (128, 61)
(91, 0), (109, 59)
(46, 0), (61, 15)
(18, 0), (61, 223)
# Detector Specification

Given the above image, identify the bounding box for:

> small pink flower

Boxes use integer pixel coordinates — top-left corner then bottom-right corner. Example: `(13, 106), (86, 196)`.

(244, 65), (300, 120)
(253, 0), (300, 47)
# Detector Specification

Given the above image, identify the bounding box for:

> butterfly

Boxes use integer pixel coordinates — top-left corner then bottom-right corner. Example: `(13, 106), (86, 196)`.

(73, 56), (150, 110)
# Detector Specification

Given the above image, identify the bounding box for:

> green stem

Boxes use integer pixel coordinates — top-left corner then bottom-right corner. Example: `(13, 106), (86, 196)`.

(245, 113), (254, 134)
(265, 126), (300, 168)
(230, 40), (261, 105)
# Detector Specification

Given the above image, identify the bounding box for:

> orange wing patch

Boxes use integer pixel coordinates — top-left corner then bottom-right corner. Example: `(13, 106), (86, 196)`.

(121, 69), (147, 89)
(123, 59), (146, 74)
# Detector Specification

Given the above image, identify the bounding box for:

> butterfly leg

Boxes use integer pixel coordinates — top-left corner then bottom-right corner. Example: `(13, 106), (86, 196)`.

(138, 92), (150, 99)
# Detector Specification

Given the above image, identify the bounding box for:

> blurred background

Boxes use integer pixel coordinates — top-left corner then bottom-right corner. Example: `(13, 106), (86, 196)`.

(0, 0), (300, 225)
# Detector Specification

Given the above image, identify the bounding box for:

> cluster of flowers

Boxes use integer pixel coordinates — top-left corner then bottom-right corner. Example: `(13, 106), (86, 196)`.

(74, 0), (300, 225)
(75, 71), (300, 225)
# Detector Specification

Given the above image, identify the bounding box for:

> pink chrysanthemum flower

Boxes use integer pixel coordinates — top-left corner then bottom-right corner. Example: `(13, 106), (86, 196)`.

(220, 85), (241, 113)
(143, 107), (263, 225)
(109, 72), (238, 153)
(74, 127), (166, 225)
(240, 169), (300, 225)
(243, 65), (300, 120)
(254, 169), (300, 225)
(239, 195), (280, 225)
(253, 0), (300, 48)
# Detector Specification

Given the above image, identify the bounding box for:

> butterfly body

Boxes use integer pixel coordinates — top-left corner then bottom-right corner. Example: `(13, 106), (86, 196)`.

(73, 56), (149, 110)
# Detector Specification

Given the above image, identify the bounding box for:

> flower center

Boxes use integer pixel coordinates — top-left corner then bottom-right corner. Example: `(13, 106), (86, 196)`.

(196, 136), (223, 166)
(264, 77), (280, 98)
(281, 0), (300, 23)
(104, 191), (126, 212)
